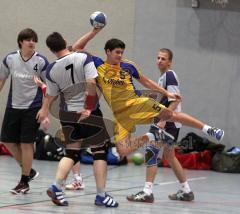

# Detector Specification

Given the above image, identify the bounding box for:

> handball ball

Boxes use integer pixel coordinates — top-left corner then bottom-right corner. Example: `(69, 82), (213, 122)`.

(90, 11), (107, 28)
(132, 152), (144, 165)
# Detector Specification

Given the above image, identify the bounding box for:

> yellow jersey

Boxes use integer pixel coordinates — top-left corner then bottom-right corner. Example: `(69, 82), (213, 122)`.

(93, 56), (142, 114)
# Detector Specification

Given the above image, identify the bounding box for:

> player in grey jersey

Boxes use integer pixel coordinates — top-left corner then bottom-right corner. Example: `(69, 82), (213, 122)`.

(127, 49), (194, 202)
(37, 32), (118, 207)
(0, 28), (49, 194)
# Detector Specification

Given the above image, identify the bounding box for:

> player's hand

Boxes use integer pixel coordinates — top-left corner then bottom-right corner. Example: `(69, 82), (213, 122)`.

(77, 108), (91, 121)
(36, 108), (48, 123)
(157, 120), (166, 129)
(41, 117), (50, 132)
(93, 27), (104, 32)
(33, 75), (44, 87)
(167, 92), (181, 101)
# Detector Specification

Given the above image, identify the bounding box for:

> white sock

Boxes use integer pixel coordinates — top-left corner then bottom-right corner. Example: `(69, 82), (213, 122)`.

(146, 133), (155, 142)
(180, 181), (191, 193)
(202, 124), (211, 135)
(73, 173), (82, 181)
(54, 179), (65, 189)
(97, 187), (106, 197)
(143, 182), (153, 195)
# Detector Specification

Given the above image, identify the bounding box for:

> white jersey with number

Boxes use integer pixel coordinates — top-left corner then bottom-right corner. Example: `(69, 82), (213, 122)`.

(0, 50), (49, 109)
(46, 52), (98, 112)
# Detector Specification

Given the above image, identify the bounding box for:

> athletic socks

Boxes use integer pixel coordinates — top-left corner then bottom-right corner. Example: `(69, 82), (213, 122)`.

(202, 124), (212, 135)
(180, 181), (191, 193)
(143, 182), (153, 195)
(97, 187), (106, 197)
(73, 173), (82, 181)
(54, 179), (65, 189)
(20, 175), (29, 184)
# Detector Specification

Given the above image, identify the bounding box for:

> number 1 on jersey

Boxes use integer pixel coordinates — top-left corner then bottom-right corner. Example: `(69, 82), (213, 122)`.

(65, 64), (75, 84)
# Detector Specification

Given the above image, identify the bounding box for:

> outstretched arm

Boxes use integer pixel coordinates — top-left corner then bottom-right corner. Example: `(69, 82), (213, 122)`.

(138, 74), (181, 100)
(72, 28), (103, 51)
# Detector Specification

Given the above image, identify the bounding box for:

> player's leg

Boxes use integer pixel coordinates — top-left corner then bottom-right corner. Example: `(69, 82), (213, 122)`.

(164, 147), (194, 201)
(65, 161), (85, 190)
(156, 109), (224, 142)
(47, 144), (81, 206)
(127, 156), (157, 203)
(47, 122), (81, 206)
(91, 142), (118, 208)
(12, 107), (41, 194)
(127, 134), (160, 202)
(162, 128), (194, 201)
(86, 108), (118, 207)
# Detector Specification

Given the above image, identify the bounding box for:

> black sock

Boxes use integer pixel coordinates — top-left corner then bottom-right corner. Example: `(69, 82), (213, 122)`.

(20, 175), (29, 184)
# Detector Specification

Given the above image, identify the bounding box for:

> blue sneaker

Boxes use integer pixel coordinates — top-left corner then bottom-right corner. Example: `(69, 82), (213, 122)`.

(95, 194), (119, 208)
(207, 127), (224, 142)
(149, 125), (175, 145)
(46, 185), (68, 206)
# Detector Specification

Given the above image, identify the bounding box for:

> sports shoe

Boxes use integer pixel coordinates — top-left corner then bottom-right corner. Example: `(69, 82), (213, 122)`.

(127, 191), (154, 203)
(10, 182), (29, 194)
(65, 179), (85, 190)
(207, 127), (224, 142)
(149, 125), (175, 145)
(168, 190), (194, 201)
(95, 194), (119, 207)
(29, 168), (39, 182)
(47, 185), (68, 206)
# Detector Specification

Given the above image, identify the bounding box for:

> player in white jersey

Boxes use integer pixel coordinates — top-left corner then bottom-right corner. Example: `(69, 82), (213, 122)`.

(37, 32), (118, 207)
(127, 49), (194, 202)
(0, 28), (49, 194)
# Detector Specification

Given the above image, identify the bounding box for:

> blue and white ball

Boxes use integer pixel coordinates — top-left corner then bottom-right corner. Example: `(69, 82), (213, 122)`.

(90, 11), (107, 28)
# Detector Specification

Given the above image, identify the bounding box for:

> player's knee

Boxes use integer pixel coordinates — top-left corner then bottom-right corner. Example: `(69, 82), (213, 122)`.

(65, 149), (80, 165)
(91, 143), (108, 161)
(145, 145), (160, 167)
(159, 108), (173, 121)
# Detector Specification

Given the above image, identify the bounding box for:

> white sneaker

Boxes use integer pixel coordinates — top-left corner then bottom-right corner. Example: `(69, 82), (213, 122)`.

(207, 127), (224, 142)
(65, 179), (85, 190)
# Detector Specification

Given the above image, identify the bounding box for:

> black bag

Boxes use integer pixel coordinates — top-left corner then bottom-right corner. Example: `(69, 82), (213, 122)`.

(212, 151), (240, 173)
(34, 130), (65, 161)
(178, 132), (225, 153)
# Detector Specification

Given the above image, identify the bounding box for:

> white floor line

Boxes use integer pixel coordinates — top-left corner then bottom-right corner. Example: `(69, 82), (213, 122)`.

(156, 176), (207, 186)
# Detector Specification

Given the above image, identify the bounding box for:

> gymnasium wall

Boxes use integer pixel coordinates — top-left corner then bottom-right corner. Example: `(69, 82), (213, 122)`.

(133, 0), (240, 147)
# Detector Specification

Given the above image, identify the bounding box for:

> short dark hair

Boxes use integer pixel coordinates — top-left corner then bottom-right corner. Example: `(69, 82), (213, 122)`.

(46, 32), (66, 52)
(104, 38), (125, 52)
(159, 48), (173, 61)
(17, 28), (38, 48)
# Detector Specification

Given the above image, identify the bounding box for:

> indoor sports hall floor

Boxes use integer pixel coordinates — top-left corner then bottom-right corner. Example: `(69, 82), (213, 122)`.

(0, 156), (239, 214)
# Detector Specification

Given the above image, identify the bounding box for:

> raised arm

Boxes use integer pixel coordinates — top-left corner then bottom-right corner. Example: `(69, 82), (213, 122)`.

(72, 28), (103, 51)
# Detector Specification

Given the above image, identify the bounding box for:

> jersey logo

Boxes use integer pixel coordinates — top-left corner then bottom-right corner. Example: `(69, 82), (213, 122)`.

(102, 77), (124, 86)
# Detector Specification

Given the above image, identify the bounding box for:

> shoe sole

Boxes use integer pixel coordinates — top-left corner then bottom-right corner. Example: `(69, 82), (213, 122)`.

(65, 187), (85, 190)
(10, 188), (29, 195)
(126, 196), (154, 203)
(46, 189), (68, 206)
(95, 202), (119, 208)
(168, 196), (194, 201)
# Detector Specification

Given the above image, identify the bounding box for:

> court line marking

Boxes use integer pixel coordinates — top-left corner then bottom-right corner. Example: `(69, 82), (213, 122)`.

(0, 176), (206, 209)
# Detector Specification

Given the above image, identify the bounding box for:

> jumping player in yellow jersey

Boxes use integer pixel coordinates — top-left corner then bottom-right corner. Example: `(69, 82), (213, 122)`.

(72, 26), (224, 158)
